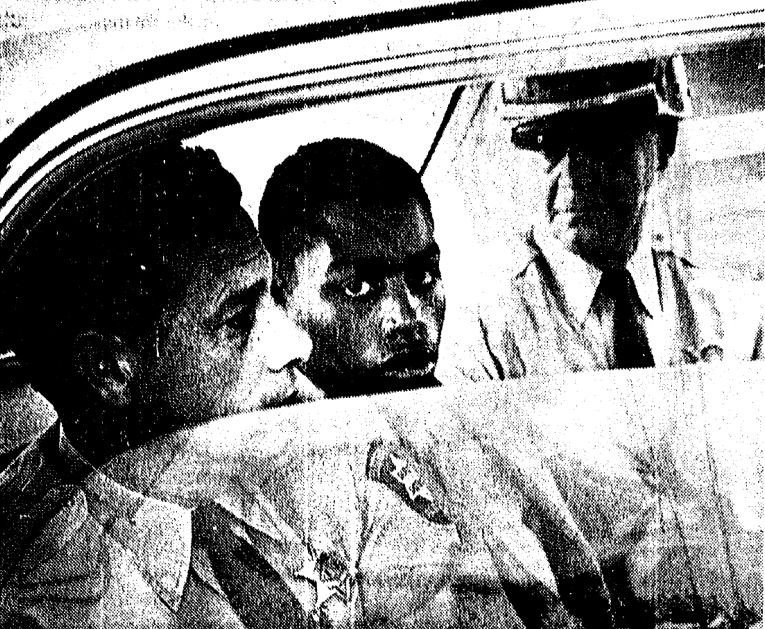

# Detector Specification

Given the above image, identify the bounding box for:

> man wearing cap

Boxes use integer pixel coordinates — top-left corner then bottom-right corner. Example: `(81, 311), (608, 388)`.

(0, 143), (322, 627)
(449, 57), (762, 380)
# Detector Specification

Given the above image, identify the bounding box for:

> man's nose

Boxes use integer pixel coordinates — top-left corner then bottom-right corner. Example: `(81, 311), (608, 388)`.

(565, 147), (607, 192)
(380, 275), (420, 334)
(550, 153), (575, 212)
(256, 299), (312, 372)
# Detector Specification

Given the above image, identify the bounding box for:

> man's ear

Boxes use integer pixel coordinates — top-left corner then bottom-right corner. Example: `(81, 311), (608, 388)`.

(72, 331), (137, 408)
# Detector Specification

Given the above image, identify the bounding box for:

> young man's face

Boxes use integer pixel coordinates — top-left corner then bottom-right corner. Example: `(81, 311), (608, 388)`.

(144, 236), (320, 424)
(544, 113), (661, 269)
(282, 200), (445, 398)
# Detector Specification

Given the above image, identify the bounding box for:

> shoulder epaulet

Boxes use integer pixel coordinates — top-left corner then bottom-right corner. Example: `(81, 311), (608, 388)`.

(0, 484), (105, 620)
(0, 443), (27, 476)
(0, 438), (48, 525)
(365, 439), (450, 525)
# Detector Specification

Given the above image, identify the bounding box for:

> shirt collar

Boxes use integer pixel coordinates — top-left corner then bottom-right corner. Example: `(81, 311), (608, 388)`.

(56, 424), (192, 612)
(626, 238), (661, 319)
(533, 222), (660, 325)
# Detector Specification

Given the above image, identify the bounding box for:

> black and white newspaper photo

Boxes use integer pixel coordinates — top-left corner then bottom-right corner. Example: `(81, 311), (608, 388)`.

(0, 1), (762, 627)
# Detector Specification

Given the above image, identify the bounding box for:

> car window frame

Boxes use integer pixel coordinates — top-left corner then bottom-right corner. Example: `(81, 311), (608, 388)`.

(0, 1), (762, 370)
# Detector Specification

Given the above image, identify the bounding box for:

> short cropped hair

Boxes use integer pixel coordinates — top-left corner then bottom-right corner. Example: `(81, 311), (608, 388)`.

(4, 143), (256, 398)
(258, 138), (431, 294)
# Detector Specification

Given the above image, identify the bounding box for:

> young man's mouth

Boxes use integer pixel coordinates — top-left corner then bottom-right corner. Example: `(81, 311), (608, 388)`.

(379, 349), (438, 380)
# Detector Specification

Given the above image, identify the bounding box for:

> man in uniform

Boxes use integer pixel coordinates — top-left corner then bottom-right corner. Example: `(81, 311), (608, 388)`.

(0, 143), (322, 627)
(258, 137), (445, 398)
(444, 57), (763, 381)
(0, 142), (612, 628)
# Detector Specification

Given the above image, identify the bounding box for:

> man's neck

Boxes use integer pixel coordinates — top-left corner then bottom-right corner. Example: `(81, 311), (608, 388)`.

(60, 409), (152, 467)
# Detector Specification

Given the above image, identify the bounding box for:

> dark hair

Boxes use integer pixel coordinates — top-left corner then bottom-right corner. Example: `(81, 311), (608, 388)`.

(4, 142), (256, 398)
(258, 137), (431, 292)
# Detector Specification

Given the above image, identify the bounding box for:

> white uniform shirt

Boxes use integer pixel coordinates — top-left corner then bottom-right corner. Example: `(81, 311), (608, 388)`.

(533, 222), (663, 369)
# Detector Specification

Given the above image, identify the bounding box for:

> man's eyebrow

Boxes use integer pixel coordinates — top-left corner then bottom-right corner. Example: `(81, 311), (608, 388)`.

(411, 242), (441, 262)
(329, 243), (441, 272)
(216, 278), (268, 314)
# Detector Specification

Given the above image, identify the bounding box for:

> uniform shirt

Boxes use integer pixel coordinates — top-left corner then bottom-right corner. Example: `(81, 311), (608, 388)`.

(532, 223), (661, 370)
(437, 225), (763, 383)
(0, 423), (246, 628)
(0, 416), (600, 629)
(99, 409), (602, 628)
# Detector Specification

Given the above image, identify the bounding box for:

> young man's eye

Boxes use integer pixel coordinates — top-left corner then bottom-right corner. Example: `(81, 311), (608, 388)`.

(407, 266), (440, 292)
(343, 278), (374, 298)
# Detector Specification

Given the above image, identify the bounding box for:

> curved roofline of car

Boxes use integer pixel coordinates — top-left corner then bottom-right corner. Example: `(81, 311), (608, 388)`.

(0, 0), (564, 174)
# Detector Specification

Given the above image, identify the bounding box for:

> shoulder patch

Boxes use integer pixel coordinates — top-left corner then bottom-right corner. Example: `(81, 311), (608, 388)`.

(22, 486), (90, 572)
(366, 439), (450, 525)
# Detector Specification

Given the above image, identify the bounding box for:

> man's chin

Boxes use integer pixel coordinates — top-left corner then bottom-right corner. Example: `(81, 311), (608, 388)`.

(571, 226), (638, 269)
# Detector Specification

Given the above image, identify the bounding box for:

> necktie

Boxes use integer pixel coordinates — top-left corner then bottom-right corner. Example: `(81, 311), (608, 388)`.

(599, 268), (654, 369)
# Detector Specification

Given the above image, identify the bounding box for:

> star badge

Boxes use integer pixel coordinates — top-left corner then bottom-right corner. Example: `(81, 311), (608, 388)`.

(295, 546), (352, 619)
(389, 452), (434, 503)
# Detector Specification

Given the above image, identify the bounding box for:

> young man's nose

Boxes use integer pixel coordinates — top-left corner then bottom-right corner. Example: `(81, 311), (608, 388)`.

(255, 299), (312, 372)
(379, 274), (421, 334)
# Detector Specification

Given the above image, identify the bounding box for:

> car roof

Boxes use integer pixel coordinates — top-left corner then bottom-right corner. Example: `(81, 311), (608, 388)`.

(0, 1), (571, 152)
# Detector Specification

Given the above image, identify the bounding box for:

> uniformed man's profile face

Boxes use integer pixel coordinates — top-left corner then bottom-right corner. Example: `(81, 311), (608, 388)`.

(143, 236), (319, 423)
(547, 113), (661, 269)
(282, 199), (445, 398)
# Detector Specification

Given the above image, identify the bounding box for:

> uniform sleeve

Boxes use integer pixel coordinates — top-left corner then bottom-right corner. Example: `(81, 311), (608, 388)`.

(358, 434), (611, 628)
